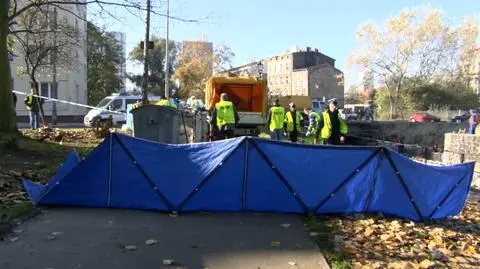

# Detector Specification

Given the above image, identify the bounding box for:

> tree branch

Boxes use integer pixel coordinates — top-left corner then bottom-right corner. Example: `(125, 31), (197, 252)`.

(10, 0), (208, 23)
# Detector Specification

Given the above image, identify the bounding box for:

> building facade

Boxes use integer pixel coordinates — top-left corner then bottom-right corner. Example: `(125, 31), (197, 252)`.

(11, 1), (87, 120)
(109, 31), (127, 92)
(267, 47), (344, 106)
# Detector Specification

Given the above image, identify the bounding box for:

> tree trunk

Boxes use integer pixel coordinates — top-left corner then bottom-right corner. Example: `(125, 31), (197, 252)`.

(0, 0), (17, 133)
(389, 100), (395, 119)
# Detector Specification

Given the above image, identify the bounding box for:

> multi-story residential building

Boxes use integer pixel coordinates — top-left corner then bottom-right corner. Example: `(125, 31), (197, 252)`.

(109, 31), (127, 92)
(11, 1), (87, 121)
(267, 47), (344, 107)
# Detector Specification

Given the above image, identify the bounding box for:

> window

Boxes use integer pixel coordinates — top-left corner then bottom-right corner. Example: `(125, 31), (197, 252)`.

(40, 82), (58, 99)
(111, 99), (123, 111)
(41, 83), (49, 97)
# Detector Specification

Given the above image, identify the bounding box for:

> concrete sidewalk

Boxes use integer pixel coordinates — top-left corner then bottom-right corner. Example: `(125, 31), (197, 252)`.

(0, 208), (329, 269)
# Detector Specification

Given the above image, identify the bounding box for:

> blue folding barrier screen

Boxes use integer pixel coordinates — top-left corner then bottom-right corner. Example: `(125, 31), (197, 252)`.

(23, 133), (475, 221)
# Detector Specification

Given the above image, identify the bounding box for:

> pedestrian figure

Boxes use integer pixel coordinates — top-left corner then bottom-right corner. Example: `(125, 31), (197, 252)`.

(303, 107), (320, 144)
(317, 98), (348, 145)
(267, 99), (285, 141)
(284, 102), (302, 143)
(210, 93), (239, 140)
(12, 91), (17, 109)
(469, 109), (478, 134)
(24, 83), (43, 130)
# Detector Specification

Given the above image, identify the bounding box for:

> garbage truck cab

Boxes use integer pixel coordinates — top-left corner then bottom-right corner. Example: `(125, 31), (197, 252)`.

(84, 93), (160, 127)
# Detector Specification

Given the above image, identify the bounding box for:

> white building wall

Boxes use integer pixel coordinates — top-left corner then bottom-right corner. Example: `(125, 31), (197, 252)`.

(109, 31), (127, 91)
(12, 1), (87, 118)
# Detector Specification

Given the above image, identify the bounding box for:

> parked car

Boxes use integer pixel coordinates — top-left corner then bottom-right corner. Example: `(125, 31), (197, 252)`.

(339, 109), (358, 121)
(451, 113), (470, 123)
(409, 112), (441, 123)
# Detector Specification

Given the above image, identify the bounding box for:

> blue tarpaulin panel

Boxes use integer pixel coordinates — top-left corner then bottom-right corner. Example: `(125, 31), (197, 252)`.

(23, 133), (475, 221)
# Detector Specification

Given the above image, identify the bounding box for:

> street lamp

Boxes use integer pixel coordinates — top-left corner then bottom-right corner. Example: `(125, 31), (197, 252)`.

(257, 61), (264, 79)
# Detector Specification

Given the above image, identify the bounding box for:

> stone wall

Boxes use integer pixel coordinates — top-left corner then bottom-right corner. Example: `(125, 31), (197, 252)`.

(348, 121), (469, 147)
(443, 133), (480, 189)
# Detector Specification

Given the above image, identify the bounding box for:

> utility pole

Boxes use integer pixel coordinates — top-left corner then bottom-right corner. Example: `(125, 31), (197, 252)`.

(51, 6), (58, 126)
(142, 0), (151, 104)
(164, 0), (170, 99)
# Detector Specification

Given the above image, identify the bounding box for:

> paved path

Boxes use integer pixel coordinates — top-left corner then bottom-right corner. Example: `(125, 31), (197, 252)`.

(0, 208), (329, 269)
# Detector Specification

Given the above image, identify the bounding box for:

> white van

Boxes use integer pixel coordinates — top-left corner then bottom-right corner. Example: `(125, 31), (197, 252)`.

(83, 93), (160, 127)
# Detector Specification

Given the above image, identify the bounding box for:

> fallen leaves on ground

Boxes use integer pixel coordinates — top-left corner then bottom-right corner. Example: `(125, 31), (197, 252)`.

(23, 128), (100, 143)
(325, 201), (480, 268)
(0, 170), (44, 206)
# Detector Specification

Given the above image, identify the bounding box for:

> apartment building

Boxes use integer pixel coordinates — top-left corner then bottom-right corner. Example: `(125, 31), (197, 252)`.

(109, 31), (127, 92)
(267, 47), (344, 107)
(11, 1), (87, 121)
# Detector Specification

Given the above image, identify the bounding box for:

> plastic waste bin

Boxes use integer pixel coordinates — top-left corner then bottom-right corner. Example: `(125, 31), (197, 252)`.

(131, 105), (179, 144)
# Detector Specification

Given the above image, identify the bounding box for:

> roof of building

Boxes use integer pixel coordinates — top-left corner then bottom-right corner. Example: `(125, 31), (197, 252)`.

(220, 61), (263, 73)
(267, 49), (336, 62)
(293, 63), (341, 72)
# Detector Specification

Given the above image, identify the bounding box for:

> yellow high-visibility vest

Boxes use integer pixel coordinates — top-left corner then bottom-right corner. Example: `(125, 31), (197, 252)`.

(156, 99), (177, 108)
(215, 100), (235, 127)
(320, 111), (348, 139)
(269, 106), (285, 131)
(284, 111), (302, 132)
(25, 95), (33, 110)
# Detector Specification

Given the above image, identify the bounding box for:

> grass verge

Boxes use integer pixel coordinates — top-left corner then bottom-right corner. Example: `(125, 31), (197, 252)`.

(305, 215), (351, 269)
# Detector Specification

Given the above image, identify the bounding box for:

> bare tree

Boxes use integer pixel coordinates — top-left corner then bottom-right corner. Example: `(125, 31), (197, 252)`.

(12, 5), (80, 123)
(348, 7), (479, 119)
(0, 0), (209, 133)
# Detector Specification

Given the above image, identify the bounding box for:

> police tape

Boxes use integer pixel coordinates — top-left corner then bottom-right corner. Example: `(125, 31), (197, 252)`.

(13, 90), (126, 115)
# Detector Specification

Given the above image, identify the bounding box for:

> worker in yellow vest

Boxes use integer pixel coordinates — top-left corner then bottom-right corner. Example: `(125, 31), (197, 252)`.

(210, 93), (239, 140)
(303, 107), (320, 144)
(284, 102), (302, 143)
(317, 98), (348, 145)
(267, 99), (285, 140)
(24, 84), (43, 130)
(156, 97), (177, 108)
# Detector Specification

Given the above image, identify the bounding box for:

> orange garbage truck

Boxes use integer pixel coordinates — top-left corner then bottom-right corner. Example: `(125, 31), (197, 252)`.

(205, 76), (267, 138)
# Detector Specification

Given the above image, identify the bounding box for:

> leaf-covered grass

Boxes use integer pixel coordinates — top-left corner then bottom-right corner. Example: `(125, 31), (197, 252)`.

(304, 215), (351, 269)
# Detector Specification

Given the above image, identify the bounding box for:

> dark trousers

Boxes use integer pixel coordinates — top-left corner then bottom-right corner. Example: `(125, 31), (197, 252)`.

(218, 129), (235, 140)
(326, 132), (345, 145)
(288, 130), (299, 143)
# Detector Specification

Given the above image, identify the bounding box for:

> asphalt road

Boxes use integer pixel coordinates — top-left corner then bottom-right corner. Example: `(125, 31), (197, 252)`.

(0, 208), (329, 269)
